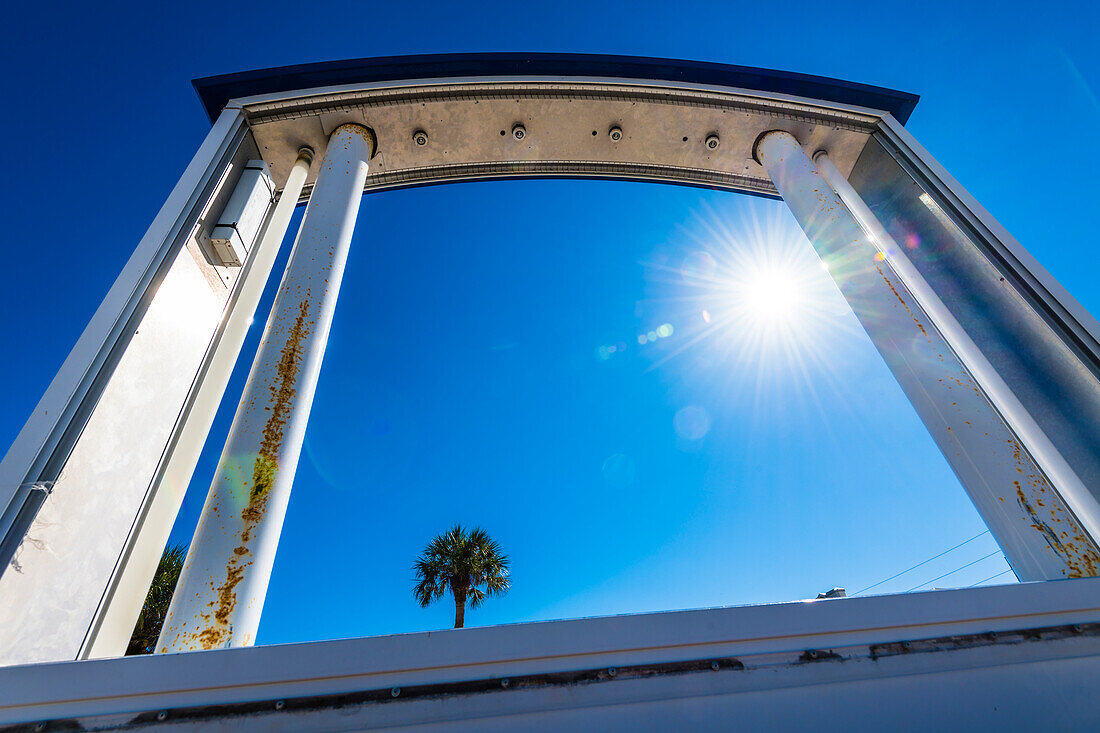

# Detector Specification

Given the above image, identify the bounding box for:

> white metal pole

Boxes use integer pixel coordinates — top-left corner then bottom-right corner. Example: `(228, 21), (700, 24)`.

(158, 125), (373, 651)
(83, 147), (317, 659)
(814, 150), (1100, 546)
(756, 129), (1100, 581)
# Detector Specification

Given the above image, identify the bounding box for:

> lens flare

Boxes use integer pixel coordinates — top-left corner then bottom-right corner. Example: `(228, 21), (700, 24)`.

(640, 198), (862, 406)
(674, 405), (711, 440)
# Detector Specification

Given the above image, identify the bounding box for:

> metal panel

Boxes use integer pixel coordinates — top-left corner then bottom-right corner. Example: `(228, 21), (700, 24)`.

(849, 124), (1100, 544)
(0, 109), (246, 568)
(0, 244), (226, 664)
(79, 150), (316, 661)
(209, 160), (275, 267)
(757, 131), (1100, 580)
(0, 579), (1097, 729)
(158, 127), (372, 651)
(0, 109), (281, 666)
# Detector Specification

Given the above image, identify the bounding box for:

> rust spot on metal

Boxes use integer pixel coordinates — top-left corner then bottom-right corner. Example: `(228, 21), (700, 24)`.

(246, 298), (311, 515)
(191, 298), (313, 649)
(875, 263), (929, 338)
(1015, 481), (1100, 578)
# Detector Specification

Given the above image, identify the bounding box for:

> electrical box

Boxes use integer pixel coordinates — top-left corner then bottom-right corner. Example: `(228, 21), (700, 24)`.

(209, 160), (275, 267)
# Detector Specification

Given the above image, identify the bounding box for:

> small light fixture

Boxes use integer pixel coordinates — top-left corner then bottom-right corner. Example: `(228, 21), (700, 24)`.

(412, 130), (428, 146)
(608, 126), (623, 142)
(512, 123), (526, 140)
(705, 133), (720, 150)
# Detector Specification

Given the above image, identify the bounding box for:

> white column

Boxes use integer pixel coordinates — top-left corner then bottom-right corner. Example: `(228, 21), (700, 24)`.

(756, 130), (1100, 581)
(83, 146), (317, 660)
(814, 150), (1100, 548)
(158, 124), (374, 651)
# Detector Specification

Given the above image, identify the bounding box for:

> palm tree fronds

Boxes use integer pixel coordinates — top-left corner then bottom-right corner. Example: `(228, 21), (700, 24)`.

(412, 525), (509, 627)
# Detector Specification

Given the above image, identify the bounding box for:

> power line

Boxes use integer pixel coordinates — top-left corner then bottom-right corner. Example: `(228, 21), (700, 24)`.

(852, 530), (990, 596)
(967, 568), (1014, 588)
(905, 550), (1001, 592)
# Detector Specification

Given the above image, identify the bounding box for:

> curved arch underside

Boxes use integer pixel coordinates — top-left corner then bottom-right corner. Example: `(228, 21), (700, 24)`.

(206, 55), (915, 199)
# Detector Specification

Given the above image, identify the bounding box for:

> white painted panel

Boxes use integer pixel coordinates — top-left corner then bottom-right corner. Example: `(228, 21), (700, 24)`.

(0, 246), (223, 665)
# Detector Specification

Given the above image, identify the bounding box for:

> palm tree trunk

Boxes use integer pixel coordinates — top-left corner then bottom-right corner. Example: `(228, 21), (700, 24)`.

(454, 589), (466, 628)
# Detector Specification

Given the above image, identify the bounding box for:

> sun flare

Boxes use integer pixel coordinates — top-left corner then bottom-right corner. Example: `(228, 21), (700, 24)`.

(636, 200), (860, 397)
(738, 265), (804, 325)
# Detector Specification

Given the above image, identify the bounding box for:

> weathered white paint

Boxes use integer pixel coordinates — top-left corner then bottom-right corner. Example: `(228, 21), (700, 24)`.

(80, 148), (316, 661)
(0, 244), (225, 665)
(158, 126), (372, 651)
(2, 580), (1098, 730)
(0, 109), (245, 556)
(756, 130), (1100, 581)
(816, 150), (1100, 550)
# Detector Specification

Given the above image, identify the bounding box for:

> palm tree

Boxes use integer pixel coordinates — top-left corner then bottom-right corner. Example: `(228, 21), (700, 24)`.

(126, 543), (188, 655)
(413, 525), (510, 628)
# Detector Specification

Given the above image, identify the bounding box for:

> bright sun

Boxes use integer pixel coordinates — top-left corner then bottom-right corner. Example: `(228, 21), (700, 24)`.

(637, 201), (857, 392)
(739, 266), (803, 324)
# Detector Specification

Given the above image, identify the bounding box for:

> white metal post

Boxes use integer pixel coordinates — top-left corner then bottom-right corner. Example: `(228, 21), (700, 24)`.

(756, 130), (1100, 581)
(81, 147), (318, 660)
(814, 151), (1100, 547)
(158, 125), (374, 651)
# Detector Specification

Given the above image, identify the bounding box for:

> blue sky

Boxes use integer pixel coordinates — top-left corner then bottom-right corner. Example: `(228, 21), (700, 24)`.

(1, 2), (1098, 642)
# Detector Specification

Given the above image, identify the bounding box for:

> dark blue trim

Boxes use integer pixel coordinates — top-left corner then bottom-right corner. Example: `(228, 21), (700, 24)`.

(192, 53), (918, 124)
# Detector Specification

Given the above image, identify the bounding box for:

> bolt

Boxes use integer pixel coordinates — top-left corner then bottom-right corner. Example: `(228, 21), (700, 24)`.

(412, 130), (428, 146)
(607, 667), (618, 677)
(609, 126), (623, 142)
(391, 687), (401, 698)
(1073, 624), (1083, 633)
(156, 711), (168, 721)
(705, 134), (720, 150)
(512, 124), (526, 141)
(501, 678), (511, 688)
(275, 700), (285, 710)
(710, 661), (720, 671)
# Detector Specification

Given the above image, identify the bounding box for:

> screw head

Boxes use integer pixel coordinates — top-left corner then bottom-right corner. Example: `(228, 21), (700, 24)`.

(705, 134), (720, 150)
(156, 710), (168, 721)
(275, 700), (285, 710)
(608, 126), (623, 142)
(512, 123), (526, 141)
(391, 687), (401, 698)
(710, 661), (720, 671)
(607, 667), (618, 677)
(500, 678), (511, 688)
(412, 130), (428, 146)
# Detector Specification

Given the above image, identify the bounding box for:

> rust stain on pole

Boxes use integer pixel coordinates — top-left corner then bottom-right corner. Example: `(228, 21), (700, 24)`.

(191, 299), (312, 649)
(875, 240), (1100, 578)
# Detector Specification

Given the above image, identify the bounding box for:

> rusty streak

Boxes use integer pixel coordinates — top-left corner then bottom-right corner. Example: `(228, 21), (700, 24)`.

(192, 298), (313, 649)
(874, 263), (929, 338)
(1015, 482), (1100, 578)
